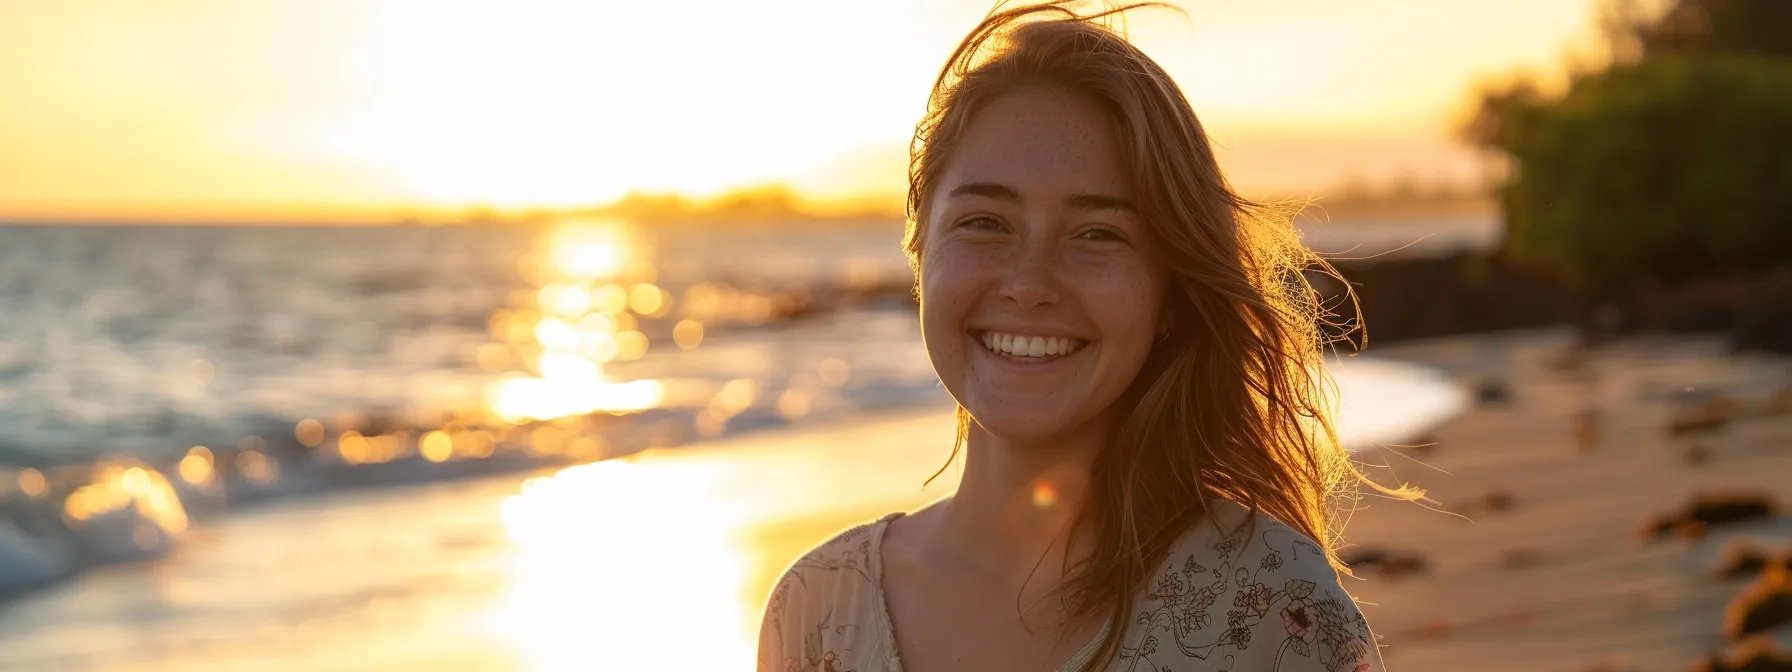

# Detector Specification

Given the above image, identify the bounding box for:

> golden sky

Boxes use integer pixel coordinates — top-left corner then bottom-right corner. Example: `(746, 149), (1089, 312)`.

(0, 0), (1609, 221)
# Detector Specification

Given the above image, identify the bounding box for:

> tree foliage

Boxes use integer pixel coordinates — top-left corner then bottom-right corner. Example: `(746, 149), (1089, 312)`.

(1471, 0), (1792, 288)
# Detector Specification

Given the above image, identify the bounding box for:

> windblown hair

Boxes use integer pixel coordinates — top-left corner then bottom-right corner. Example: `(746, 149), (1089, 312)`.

(903, 2), (1417, 668)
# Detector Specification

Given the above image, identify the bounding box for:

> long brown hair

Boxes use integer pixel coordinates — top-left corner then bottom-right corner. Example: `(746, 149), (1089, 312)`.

(903, 2), (1418, 668)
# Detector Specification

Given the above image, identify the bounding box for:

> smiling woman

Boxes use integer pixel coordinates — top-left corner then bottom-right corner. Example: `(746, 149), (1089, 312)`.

(756, 3), (1418, 671)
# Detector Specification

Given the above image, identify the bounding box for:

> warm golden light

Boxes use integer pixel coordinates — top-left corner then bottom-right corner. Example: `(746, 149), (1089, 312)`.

(777, 388), (811, 419)
(627, 283), (666, 316)
(295, 419), (326, 448)
(539, 284), (592, 316)
(547, 223), (629, 280)
(533, 317), (578, 351)
(819, 357), (851, 388)
(717, 379), (759, 416)
(420, 430), (454, 463)
(121, 468), (151, 496)
(0, 1), (1603, 220)
(58, 463), (189, 537)
(486, 459), (755, 670)
(593, 284), (629, 316)
(613, 331), (649, 362)
(178, 449), (215, 486)
(537, 351), (599, 382)
(484, 375), (664, 424)
(17, 468), (46, 498)
(338, 431), (370, 465)
(580, 333), (620, 364)
(477, 343), (513, 373)
(673, 319), (705, 350)
(236, 451), (278, 484)
(1031, 480), (1059, 509)
(576, 313), (616, 334)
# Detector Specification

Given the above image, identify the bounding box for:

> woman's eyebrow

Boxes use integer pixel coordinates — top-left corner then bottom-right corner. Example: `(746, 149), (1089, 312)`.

(945, 181), (1020, 202)
(946, 182), (1136, 214)
(1065, 193), (1136, 214)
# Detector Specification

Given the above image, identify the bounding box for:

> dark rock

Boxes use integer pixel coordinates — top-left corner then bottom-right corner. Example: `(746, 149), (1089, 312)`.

(1500, 547), (1542, 570)
(1725, 570), (1792, 642)
(1688, 637), (1792, 671)
(1482, 489), (1516, 513)
(1688, 444), (1715, 466)
(1340, 547), (1429, 579)
(1574, 407), (1602, 451)
(1672, 396), (1741, 436)
(1719, 541), (1790, 579)
(1641, 492), (1779, 541)
(1475, 378), (1513, 405)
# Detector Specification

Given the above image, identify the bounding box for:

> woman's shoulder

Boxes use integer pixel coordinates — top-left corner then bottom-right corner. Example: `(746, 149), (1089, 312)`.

(1122, 500), (1384, 671)
(756, 514), (900, 672)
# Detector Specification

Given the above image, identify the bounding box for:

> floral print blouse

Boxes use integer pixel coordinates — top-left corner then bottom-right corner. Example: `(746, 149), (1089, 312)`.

(756, 499), (1384, 672)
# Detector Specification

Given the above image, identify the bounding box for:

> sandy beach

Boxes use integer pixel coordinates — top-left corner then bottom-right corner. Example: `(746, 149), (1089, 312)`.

(1340, 329), (1792, 671)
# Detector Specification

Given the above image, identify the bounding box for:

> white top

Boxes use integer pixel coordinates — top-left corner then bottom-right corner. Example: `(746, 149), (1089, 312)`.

(756, 499), (1385, 672)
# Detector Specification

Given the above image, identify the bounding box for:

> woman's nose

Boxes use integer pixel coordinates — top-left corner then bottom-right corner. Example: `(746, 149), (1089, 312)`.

(998, 236), (1062, 309)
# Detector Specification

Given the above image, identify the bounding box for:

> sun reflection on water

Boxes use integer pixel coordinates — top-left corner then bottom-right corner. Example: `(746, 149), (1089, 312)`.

(484, 220), (670, 424)
(487, 459), (755, 670)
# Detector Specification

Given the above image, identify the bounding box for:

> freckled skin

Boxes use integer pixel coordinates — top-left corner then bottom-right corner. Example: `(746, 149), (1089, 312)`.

(920, 87), (1167, 445)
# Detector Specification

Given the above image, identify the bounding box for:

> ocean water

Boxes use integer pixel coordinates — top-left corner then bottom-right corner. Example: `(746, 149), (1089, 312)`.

(0, 217), (1477, 670)
(0, 222), (934, 461)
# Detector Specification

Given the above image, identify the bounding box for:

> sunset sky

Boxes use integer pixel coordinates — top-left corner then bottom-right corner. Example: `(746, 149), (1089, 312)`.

(0, 0), (1617, 222)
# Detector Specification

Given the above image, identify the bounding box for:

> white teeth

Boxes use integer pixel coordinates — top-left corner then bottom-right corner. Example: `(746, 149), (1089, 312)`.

(977, 331), (1084, 358)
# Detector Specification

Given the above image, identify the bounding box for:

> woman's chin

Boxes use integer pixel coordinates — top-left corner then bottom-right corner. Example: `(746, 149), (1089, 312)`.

(965, 407), (1081, 445)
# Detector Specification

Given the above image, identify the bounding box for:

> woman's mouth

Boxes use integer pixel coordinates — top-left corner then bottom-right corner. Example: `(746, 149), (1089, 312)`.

(975, 330), (1087, 361)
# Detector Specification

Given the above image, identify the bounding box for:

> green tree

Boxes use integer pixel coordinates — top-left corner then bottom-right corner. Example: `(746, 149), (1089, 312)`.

(1469, 0), (1792, 288)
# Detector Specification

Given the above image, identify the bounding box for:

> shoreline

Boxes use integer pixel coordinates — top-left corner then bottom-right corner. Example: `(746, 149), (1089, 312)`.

(0, 353), (1463, 670)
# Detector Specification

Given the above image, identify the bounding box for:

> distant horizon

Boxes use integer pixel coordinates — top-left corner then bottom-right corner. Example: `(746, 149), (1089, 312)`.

(0, 183), (1497, 227)
(0, 0), (1614, 223)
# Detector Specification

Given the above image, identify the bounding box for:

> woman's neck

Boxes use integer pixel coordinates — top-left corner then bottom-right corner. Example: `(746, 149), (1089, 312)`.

(933, 412), (1111, 579)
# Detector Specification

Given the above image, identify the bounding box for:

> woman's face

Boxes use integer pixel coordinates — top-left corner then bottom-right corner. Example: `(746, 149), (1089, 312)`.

(919, 87), (1167, 444)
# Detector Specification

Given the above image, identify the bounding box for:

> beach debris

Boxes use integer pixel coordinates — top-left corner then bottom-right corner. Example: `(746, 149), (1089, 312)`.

(1641, 492), (1779, 541)
(1671, 395), (1741, 436)
(1725, 568), (1792, 642)
(1554, 341), (1593, 373)
(1500, 547), (1542, 570)
(1340, 547), (1429, 579)
(1474, 377), (1512, 405)
(1483, 488), (1517, 513)
(1572, 655), (1638, 672)
(1687, 444), (1715, 466)
(1574, 407), (1602, 451)
(1766, 384), (1792, 418)
(1718, 540), (1791, 579)
(1687, 636), (1792, 672)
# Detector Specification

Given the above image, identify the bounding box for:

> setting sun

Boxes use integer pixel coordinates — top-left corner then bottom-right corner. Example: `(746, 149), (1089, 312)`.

(0, 0), (1610, 221)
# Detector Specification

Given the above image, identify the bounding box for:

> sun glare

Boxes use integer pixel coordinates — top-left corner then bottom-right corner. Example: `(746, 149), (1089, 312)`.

(487, 459), (755, 670)
(483, 220), (670, 423)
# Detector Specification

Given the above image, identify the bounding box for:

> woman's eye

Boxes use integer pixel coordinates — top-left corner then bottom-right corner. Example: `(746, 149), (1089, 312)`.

(1078, 228), (1124, 242)
(958, 216), (1003, 232)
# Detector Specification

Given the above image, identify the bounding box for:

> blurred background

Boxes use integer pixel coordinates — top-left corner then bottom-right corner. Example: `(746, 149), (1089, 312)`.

(1, 1), (1789, 670)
